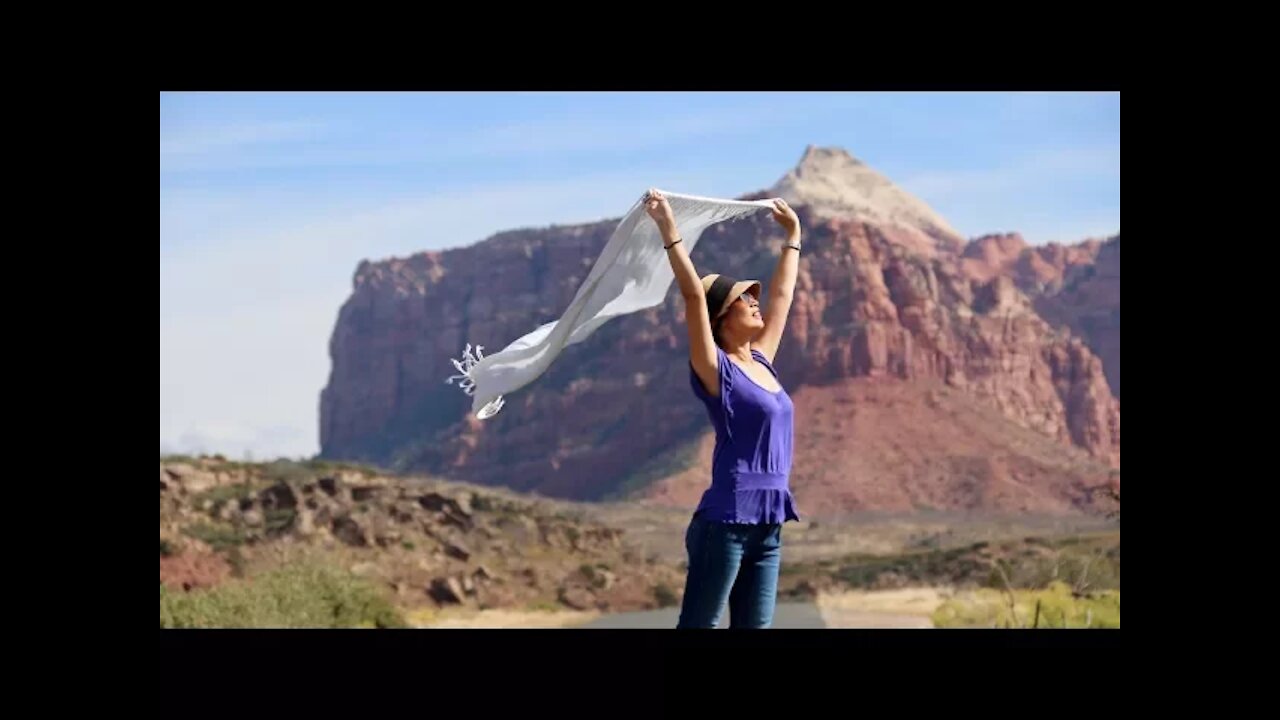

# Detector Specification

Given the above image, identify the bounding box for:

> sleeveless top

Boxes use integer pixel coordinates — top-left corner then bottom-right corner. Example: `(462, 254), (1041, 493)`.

(688, 345), (800, 524)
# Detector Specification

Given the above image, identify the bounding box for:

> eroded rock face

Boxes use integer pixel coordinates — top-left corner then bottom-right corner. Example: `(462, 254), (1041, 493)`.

(319, 146), (1118, 512)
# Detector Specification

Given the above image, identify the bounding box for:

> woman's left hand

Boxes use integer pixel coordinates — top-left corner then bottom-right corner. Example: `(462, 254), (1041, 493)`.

(771, 198), (800, 233)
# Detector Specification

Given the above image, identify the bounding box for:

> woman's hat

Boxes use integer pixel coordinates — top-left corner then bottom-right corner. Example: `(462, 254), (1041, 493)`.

(701, 273), (762, 321)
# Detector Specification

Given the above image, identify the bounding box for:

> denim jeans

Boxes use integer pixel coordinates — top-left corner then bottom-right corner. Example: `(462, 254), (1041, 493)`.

(676, 512), (783, 629)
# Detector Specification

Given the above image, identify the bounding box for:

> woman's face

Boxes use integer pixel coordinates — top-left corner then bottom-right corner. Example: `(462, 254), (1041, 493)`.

(720, 292), (764, 337)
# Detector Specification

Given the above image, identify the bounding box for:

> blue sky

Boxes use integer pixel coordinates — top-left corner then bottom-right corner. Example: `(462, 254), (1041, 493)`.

(160, 91), (1120, 459)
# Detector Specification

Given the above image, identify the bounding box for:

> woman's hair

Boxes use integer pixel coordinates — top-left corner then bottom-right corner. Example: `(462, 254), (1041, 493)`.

(712, 311), (732, 349)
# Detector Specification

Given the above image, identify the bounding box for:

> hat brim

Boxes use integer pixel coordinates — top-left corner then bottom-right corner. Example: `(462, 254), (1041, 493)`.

(715, 279), (762, 320)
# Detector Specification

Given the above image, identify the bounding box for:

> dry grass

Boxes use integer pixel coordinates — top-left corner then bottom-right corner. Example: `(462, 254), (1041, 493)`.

(815, 587), (951, 615)
(409, 607), (601, 629)
(811, 587), (948, 629)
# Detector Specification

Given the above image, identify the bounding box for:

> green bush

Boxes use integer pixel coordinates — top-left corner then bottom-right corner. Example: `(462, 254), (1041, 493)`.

(653, 583), (680, 608)
(184, 522), (248, 552)
(160, 562), (407, 629)
(264, 508), (298, 535)
(262, 460), (314, 485)
(825, 535), (1120, 593)
(193, 483), (258, 514)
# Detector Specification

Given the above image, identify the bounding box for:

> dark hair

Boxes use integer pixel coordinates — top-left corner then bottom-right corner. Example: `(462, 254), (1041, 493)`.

(712, 314), (726, 349)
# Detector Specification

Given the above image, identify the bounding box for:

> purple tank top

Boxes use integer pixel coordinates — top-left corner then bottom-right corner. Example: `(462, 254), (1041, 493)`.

(688, 345), (800, 524)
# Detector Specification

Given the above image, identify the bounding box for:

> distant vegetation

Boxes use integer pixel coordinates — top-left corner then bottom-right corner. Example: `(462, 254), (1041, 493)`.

(160, 561), (406, 629)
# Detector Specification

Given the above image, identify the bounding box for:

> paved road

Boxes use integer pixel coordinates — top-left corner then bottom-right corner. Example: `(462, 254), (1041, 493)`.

(579, 602), (927, 628)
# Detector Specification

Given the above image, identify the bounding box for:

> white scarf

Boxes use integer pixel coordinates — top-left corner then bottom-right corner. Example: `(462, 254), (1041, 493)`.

(446, 189), (776, 419)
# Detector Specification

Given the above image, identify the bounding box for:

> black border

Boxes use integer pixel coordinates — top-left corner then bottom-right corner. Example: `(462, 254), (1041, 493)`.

(158, 26), (1122, 91)
(160, 56), (1130, 688)
(159, 627), (1124, 700)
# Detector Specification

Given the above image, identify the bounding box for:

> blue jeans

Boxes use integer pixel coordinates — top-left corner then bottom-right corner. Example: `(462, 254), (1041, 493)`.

(676, 512), (783, 629)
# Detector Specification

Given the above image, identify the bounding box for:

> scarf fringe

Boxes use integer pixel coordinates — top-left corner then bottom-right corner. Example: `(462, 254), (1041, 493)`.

(445, 343), (506, 419)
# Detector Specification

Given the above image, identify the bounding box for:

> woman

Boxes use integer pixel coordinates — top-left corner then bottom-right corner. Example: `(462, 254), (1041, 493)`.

(644, 188), (803, 629)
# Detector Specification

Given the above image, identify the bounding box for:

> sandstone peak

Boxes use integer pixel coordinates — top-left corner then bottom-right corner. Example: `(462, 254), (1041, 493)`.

(769, 145), (964, 245)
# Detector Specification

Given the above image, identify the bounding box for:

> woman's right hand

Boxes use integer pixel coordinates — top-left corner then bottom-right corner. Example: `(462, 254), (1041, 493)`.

(644, 188), (677, 230)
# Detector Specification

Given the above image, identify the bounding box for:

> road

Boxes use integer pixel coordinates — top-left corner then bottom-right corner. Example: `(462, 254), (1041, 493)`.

(578, 602), (932, 628)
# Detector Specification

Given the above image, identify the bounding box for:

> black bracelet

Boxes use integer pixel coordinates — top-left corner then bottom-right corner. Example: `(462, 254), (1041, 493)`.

(784, 243), (801, 252)
(664, 238), (683, 250)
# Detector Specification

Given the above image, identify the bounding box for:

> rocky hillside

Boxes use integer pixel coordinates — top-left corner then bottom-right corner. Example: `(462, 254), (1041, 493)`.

(160, 457), (684, 616)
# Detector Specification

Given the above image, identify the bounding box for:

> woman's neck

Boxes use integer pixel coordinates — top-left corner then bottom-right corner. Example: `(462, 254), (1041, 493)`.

(721, 338), (753, 364)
